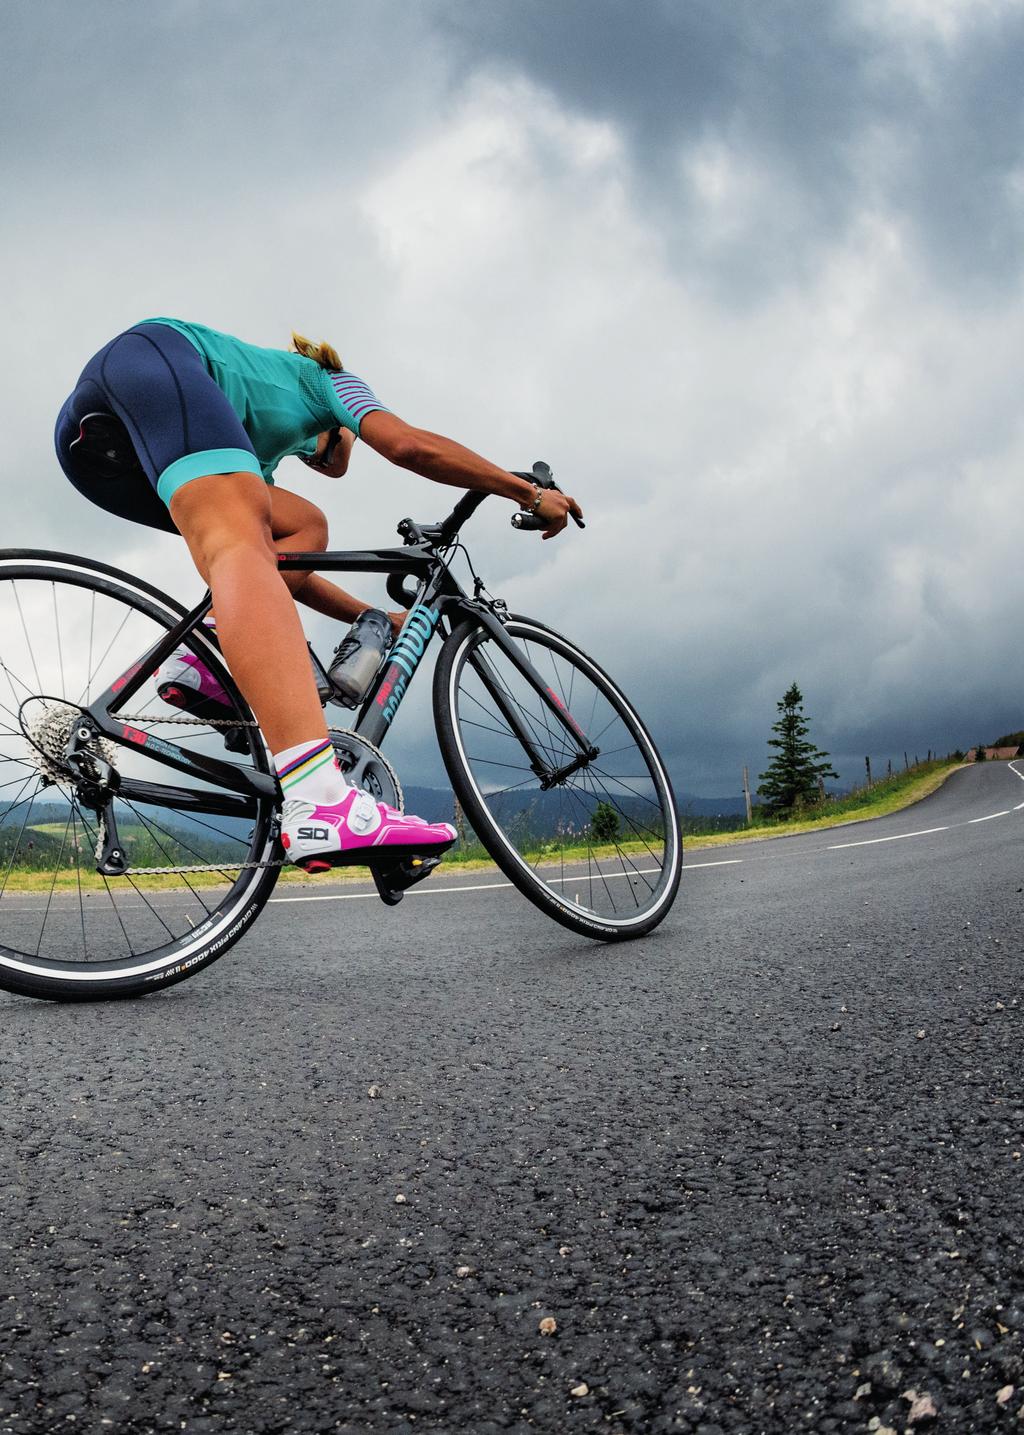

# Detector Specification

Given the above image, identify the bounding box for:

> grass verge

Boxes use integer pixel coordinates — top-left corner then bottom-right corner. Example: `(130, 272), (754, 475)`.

(684, 758), (965, 849)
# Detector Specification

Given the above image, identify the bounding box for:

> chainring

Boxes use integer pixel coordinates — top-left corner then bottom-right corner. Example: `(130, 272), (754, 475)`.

(329, 728), (403, 811)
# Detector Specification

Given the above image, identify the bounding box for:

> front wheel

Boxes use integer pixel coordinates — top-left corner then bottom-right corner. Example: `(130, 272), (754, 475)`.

(433, 615), (681, 940)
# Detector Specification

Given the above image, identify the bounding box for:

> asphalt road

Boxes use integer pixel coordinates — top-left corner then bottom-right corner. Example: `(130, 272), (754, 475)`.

(2, 762), (1022, 1433)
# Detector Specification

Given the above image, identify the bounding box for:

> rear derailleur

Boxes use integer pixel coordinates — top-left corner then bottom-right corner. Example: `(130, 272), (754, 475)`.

(64, 720), (128, 877)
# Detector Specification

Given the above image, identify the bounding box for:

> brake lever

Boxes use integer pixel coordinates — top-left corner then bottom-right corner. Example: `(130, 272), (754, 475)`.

(513, 463), (586, 529)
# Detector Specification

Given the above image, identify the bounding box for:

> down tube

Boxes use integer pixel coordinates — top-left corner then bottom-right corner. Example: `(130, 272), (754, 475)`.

(355, 591), (446, 747)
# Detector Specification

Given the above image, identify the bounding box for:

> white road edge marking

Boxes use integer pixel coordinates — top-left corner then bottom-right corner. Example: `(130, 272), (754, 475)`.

(828, 826), (948, 851)
(269, 858), (741, 905)
(1008, 761), (1024, 783)
(969, 810), (1011, 824)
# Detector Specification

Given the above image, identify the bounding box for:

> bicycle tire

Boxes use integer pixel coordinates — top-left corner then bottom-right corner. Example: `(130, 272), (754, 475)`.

(0, 549), (280, 1001)
(433, 614), (681, 940)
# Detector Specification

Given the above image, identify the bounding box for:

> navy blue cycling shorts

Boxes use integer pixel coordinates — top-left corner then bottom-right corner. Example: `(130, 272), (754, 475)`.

(54, 324), (261, 534)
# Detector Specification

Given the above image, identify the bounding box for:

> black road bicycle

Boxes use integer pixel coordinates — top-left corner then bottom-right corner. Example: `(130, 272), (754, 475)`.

(0, 464), (681, 1001)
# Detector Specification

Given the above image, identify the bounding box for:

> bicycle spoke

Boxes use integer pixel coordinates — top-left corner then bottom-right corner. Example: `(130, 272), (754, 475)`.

(34, 808), (74, 957)
(71, 807), (88, 961)
(580, 766), (665, 867)
(86, 590), (95, 705)
(76, 606), (134, 708)
(589, 763), (666, 813)
(0, 777), (42, 903)
(13, 585), (43, 694)
(52, 583), (67, 699)
(122, 801), (218, 910)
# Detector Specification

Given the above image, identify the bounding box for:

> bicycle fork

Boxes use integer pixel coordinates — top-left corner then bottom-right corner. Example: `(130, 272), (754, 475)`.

(464, 616), (600, 788)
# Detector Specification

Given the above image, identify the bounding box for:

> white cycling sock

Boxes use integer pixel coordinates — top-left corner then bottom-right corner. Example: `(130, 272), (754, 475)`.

(274, 737), (348, 808)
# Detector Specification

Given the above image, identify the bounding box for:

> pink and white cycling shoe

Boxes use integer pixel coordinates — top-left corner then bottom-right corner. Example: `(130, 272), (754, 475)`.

(281, 787), (457, 874)
(156, 644), (232, 721)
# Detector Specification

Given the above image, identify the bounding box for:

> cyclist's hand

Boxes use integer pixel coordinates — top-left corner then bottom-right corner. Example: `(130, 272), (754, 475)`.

(387, 609), (407, 639)
(537, 489), (584, 539)
(302, 427), (355, 477)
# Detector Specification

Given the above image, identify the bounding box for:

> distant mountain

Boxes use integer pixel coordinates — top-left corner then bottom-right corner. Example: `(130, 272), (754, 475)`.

(4, 784), (747, 852)
(402, 783), (748, 827)
(675, 792), (748, 817)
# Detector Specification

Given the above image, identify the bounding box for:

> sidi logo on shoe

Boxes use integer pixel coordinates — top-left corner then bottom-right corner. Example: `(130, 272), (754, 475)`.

(297, 826), (330, 842)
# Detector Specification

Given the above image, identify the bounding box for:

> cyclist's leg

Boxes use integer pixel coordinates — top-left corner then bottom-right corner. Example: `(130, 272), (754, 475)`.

(170, 473), (455, 866)
(169, 472), (326, 754)
(268, 486), (383, 626)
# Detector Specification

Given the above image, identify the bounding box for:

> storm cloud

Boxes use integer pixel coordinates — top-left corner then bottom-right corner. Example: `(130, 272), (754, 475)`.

(439, 0), (1024, 294)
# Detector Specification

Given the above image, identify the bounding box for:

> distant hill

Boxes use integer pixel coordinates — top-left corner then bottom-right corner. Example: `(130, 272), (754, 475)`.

(3, 780), (745, 843)
(402, 784), (747, 825)
(989, 730), (1024, 749)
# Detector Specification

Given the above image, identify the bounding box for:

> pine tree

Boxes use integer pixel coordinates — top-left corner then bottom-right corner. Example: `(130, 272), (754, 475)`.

(757, 683), (838, 818)
(591, 801), (621, 843)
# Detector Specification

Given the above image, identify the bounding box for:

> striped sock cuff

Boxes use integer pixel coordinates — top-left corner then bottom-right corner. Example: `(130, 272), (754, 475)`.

(277, 738), (335, 790)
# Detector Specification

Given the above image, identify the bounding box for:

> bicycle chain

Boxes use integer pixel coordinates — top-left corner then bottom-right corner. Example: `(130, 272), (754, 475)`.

(120, 711), (260, 728)
(108, 716), (373, 876)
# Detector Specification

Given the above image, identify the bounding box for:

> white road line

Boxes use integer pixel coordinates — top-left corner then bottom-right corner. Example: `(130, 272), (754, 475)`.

(828, 826), (948, 851)
(1008, 762), (1024, 783)
(969, 810), (1011, 824)
(271, 879), (512, 904)
(269, 859), (735, 906)
(272, 866), (661, 905)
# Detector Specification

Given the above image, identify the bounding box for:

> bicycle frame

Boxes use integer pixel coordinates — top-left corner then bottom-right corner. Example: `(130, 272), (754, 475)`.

(74, 505), (599, 828)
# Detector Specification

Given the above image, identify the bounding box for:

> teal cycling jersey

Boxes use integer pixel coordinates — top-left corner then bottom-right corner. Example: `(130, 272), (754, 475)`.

(140, 318), (388, 481)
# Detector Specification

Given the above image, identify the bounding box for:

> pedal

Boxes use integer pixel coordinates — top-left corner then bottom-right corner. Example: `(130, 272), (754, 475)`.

(288, 848), (447, 901)
(157, 682), (250, 752)
(370, 854), (443, 906)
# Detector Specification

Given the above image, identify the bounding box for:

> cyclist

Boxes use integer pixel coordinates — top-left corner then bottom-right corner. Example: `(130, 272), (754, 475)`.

(54, 318), (583, 872)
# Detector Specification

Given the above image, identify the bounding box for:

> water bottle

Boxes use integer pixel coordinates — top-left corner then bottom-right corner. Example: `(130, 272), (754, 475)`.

(328, 608), (393, 706)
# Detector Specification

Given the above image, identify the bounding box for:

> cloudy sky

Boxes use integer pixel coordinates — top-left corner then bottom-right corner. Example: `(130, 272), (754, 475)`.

(3, 0), (1024, 797)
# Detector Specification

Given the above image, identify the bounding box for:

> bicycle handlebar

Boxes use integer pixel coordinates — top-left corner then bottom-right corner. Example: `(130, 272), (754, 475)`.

(413, 460), (583, 549)
(510, 461), (585, 532)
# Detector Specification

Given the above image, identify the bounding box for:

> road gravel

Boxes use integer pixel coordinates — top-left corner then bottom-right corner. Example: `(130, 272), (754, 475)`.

(1, 762), (1022, 1433)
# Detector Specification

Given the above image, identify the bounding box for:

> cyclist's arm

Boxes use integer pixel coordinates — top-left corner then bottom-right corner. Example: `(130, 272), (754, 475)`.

(359, 411), (583, 537)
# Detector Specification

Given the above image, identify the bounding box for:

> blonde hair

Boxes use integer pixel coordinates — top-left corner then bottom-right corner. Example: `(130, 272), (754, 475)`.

(290, 331), (343, 371)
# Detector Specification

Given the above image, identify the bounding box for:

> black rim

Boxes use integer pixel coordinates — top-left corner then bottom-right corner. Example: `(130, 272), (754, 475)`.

(0, 563), (275, 978)
(448, 621), (679, 927)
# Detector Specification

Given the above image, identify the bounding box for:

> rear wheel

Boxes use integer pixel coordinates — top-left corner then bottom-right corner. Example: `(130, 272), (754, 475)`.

(433, 615), (681, 940)
(0, 550), (280, 1001)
